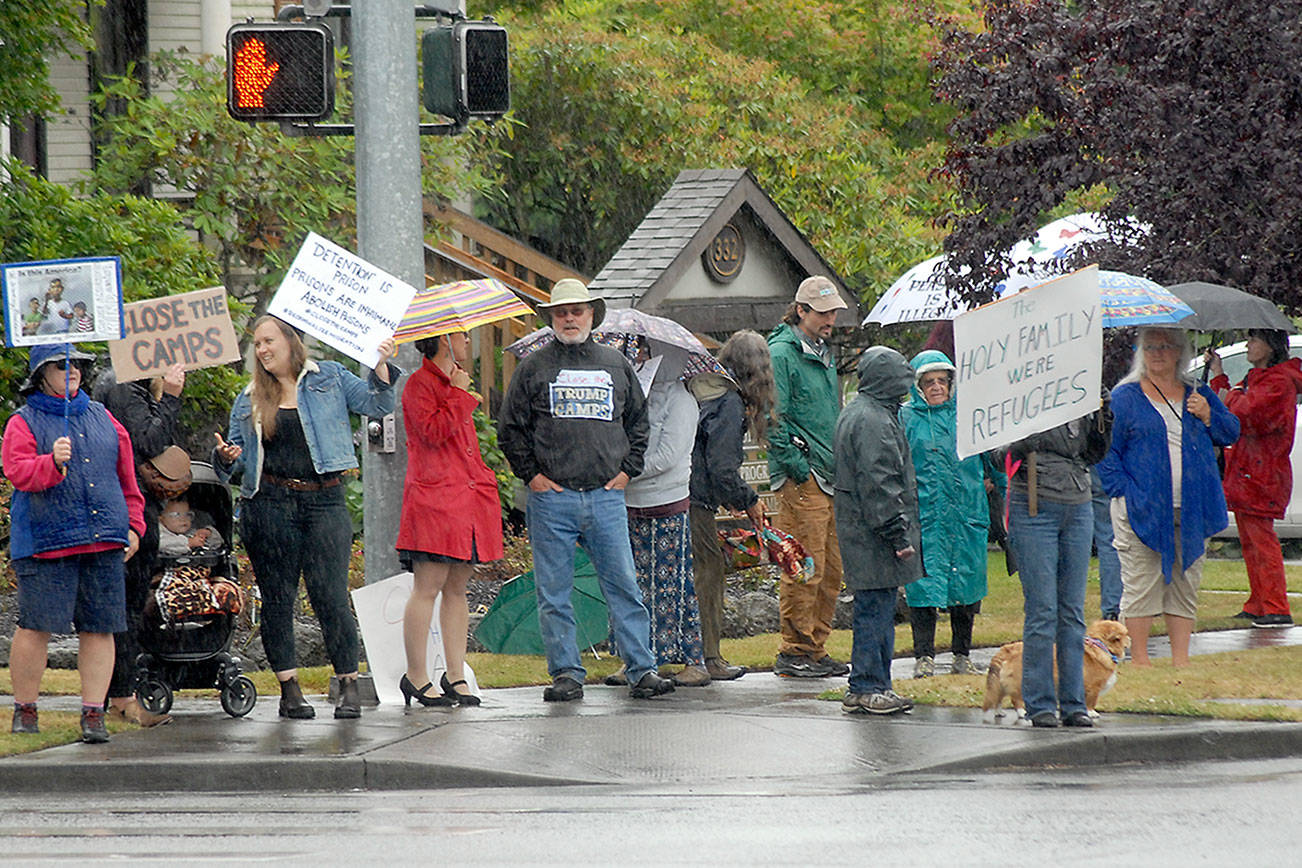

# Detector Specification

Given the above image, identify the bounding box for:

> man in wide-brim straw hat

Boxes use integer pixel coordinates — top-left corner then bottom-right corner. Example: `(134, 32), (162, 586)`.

(497, 279), (676, 702)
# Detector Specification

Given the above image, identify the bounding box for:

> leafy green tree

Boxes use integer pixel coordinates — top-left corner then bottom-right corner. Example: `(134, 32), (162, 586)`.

(478, 7), (952, 302)
(931, 0), (1302, 312)
(0, 161), (241, 435)
(0, 0), (95, 122)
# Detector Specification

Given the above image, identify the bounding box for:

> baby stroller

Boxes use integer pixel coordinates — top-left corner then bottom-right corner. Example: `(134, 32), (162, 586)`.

(133, 460), (257, 718)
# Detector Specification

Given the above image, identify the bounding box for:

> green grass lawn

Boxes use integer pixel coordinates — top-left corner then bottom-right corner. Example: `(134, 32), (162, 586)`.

(2, 554), (1298, 756)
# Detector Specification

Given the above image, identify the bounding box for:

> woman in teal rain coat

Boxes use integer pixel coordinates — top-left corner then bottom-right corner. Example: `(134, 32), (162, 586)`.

(899, 349), (990, 677)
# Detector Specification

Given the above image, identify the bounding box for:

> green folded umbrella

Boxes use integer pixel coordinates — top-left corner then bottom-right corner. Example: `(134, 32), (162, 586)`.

(474, 548), (610, 655)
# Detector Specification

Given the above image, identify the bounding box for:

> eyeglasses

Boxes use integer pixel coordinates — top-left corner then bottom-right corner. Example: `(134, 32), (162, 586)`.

(43, 359), (81, 371)
(1138, 343), (1182, 353)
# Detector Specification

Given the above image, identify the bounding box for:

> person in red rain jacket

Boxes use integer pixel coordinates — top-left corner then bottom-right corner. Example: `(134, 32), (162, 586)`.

(395, 332), (504, 707)
(1206, 329), (1302, 628)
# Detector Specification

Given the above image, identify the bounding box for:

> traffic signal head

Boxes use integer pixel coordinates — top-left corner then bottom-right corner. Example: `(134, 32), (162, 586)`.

(227, 22), (335, 122)
(422, 21), (510, 122)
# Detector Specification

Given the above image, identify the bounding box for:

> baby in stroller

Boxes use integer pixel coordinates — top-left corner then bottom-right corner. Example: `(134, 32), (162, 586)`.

(158, 497), (224, 558)
(146, 499), (242, 627)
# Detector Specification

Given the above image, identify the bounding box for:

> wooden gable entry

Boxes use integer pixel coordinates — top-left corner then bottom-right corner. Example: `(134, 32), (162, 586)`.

(422, 201), (589, 416)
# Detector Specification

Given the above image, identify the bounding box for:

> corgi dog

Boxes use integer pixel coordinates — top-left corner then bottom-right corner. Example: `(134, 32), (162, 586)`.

(982, 619), (1131, 723)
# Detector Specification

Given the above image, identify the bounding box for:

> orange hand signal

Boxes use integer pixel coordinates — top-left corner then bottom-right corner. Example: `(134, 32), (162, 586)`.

(232, 37), (279, 109)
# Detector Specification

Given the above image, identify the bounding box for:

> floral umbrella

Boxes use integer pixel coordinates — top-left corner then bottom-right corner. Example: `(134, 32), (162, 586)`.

(394, 278), (533, 343)
(1001, 268), (1195, 327)
(505, 307), (730, 381)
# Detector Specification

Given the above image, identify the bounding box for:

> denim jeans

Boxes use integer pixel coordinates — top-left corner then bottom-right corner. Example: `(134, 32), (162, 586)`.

(848, 587), (898, 695)
(1090, 468), (1122, 616)
(1008, 494), (1090, 717)
(241, 484), (358, 674)
(526, 486), (655, 685)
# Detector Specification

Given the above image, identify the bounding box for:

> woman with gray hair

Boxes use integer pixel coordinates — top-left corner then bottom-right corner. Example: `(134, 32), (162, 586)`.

(1097, 327), (1238, 667)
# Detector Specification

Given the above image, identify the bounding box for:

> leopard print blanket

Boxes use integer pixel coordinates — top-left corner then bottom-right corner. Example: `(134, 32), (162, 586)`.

(151, 564), (244, 625)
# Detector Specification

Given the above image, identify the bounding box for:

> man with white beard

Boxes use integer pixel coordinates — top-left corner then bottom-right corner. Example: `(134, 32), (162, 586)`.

(497, 280), (674, 702)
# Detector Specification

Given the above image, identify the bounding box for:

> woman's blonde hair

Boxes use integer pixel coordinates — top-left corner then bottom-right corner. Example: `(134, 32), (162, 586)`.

(718, 329), (778, 445)
(248, 315), (307, 439)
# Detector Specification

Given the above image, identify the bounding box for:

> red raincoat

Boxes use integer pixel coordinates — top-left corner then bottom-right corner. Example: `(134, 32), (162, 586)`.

(395, 357), (504, 561)
(1212, 357), (1302, 519)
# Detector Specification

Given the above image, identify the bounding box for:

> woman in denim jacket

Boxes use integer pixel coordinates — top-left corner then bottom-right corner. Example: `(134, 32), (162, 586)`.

(214, 316), (399, 720)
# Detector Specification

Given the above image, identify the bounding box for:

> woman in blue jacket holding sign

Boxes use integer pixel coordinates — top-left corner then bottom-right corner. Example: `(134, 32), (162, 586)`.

(214, 315), (398, 720)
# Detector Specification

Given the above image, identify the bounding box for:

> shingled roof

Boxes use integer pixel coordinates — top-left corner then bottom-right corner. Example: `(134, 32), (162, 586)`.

(590, 169), (849, 319)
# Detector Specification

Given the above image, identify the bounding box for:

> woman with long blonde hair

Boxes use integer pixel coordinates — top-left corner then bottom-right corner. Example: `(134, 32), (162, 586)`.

(214, 315), (398, 719)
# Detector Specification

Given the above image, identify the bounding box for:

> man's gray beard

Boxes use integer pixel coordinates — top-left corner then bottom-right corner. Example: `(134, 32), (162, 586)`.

(554, 326), (592, 345)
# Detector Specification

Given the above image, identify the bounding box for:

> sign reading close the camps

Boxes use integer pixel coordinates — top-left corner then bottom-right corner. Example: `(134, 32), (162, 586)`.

(953, 266), (1103, 459)
(108, 287), (241, 381)
(0, 256), (124, 347)
(268, 232), (417, 367)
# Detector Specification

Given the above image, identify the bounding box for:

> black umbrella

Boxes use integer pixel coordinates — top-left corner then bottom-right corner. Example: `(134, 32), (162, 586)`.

(1166, 282), (1297, 333)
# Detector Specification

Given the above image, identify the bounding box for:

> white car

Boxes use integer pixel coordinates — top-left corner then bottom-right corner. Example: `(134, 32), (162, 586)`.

(1189, 335), (1302, 537)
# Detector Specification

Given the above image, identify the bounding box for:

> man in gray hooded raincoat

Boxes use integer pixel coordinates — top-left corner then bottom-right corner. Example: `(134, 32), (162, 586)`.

(834, 347), (923, 715)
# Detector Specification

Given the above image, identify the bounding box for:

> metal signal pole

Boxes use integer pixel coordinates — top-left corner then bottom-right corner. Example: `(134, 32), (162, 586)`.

(353, 0), (423, 583)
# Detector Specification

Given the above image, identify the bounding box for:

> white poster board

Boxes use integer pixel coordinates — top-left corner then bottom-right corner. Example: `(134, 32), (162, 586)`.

(953, 266), (1103, 459)
(268, 232), (417, 368)
(352, 572), (478, 707)
(108, 286), (242, 381)
(1, 256), (124, 346)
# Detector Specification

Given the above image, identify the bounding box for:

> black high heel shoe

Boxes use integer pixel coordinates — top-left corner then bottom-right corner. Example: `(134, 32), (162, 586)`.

(400, 673), (454, 707)
(441, 673), (481, 707)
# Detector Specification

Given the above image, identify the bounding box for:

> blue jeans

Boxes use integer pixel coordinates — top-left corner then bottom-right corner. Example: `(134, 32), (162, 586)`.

(1090, 469), (1122, 616)
(526, 487), (655, 685)
(1008, 494), (1090, 717)
(848, 588), (897, 695)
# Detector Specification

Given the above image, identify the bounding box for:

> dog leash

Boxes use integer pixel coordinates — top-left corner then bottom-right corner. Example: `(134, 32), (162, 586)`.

(1085, 635), (1119, 664)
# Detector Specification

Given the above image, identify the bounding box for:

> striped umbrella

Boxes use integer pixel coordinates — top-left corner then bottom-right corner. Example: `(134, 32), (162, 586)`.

(394, 278), (533, 343)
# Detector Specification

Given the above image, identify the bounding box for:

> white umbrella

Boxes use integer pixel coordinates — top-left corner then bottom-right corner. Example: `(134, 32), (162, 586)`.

(864, 212), (1146, 326)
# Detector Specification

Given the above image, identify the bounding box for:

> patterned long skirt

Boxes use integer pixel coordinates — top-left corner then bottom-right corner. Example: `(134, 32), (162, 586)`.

(628, 511), (705, 666)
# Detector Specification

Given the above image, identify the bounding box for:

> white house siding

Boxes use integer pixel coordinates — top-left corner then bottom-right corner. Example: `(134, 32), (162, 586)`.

(44, 47), (94, 185)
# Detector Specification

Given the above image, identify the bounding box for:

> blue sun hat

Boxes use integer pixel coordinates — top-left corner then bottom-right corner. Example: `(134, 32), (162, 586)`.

(21, 344), (95, 395)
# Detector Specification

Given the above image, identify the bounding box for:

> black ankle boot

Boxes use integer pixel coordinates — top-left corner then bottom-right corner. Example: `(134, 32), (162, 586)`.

(278, 677), (315, 719)
(334, 676), (361, 719)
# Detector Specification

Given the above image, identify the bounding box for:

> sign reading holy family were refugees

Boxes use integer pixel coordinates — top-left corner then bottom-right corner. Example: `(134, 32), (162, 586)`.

(953, 266), (1103, 459)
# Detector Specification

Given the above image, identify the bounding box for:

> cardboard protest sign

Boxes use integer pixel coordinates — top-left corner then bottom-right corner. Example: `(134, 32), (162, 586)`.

(1, 256), (124, 346)
(108, 287), (241, 381)
(953, 266), (1102, 459)
(268, 232), (417, 368)
(351, 572), (478, 706)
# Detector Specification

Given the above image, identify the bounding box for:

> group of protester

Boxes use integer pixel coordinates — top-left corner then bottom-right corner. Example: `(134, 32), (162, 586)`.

(758, 280), (1295, 725)
(6, 272), (1296, 741)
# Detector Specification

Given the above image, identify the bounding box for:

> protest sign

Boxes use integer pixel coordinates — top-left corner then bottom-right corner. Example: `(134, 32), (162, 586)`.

(1, 256), (124, 346)
(953, 266), (1102, 459)
(268, 232), (417, 368)
(108, 286), (241, 380)
(351, 572), (478, 706)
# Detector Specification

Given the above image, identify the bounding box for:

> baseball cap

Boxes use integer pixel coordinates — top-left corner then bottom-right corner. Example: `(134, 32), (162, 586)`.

(794, 276), (847, 313)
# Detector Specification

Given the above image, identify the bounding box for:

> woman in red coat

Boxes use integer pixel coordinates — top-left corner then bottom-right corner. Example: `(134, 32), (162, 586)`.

(396, 332), (504, 705)
(1206, 329), (1302, 628)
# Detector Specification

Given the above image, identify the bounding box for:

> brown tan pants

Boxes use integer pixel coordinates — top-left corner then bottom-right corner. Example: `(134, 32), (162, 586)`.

(774, 477), (843, 658)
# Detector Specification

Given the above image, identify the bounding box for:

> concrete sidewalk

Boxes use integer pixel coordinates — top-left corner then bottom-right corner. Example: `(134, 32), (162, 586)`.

(3, 626), (1301, 794)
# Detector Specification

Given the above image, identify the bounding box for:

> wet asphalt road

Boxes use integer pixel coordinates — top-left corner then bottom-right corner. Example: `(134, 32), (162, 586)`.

(2, 757), (1299, 864)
